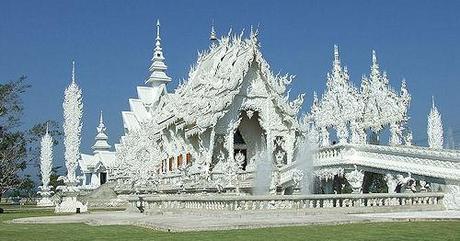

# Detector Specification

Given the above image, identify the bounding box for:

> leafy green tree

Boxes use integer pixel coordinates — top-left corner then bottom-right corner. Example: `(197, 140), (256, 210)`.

(0, 76), (61, 202)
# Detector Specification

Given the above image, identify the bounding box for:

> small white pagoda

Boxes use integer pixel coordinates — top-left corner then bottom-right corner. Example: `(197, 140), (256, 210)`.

(79, 111), (116, 190)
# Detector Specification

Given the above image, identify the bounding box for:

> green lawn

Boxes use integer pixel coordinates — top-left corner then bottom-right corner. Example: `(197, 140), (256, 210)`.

(0, 208), (459, 241)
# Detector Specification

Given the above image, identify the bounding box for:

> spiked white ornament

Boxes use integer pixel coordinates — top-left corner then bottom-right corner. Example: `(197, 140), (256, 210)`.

(427, 97), (443, 149)
(37, 123), (54, 206)
(62, 61), (83, 184)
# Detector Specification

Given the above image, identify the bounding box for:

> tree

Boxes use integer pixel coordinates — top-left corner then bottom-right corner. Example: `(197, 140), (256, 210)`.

(49, 166), (64, 192)
(0, 76), (29, 201)
(0, 76), (62, 201)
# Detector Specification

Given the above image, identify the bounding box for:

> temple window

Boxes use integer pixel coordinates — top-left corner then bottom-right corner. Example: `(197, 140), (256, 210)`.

(177, 154), (183, 168)
(186, 153), (192, 165)
(169, 157), (174, 172)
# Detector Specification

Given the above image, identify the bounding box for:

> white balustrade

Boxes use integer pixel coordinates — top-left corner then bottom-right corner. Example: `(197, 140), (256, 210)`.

(127, 192), (444, 212)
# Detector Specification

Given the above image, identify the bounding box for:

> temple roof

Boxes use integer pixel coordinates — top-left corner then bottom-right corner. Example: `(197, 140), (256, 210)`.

(79, 152), (116, 172)
(152, 30), (304, 132)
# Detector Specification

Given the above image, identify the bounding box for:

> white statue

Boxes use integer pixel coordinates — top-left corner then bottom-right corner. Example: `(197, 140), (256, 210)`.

(345, 165), (364, 194)
(384, 173), (397, 193)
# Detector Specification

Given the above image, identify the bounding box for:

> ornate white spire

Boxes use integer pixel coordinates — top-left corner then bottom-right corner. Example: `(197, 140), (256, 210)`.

(92, 110), (111, 153)
(333, 44), (340, 68)
(370, 50), (380, 77)
(427, 96), (443, 149)
(145, 19), (171, 87)
(210, 20), (217, 41)
(71, 60), (76, 84)
(39, 122), (53, 193)
(63, 61), (83, 184)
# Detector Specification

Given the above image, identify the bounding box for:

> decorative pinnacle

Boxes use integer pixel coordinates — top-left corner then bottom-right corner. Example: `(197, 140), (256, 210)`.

(45, 122), (49, 135)
(99, 110), (104, 124)
(97, 110), (106, 134)
(210, 20), (217, 41)
(146, 18), (171, 85)
(334, 45), (340, 63)
(432, 96), (435, 109)
(71, 60), (76, 84)
(156, 19), (161, 41)
(372, 50), (377, 65)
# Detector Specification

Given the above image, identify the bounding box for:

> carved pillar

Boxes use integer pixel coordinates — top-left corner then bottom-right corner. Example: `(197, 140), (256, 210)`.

(389, 122), (401, 146)
(320, 127), (329, 147)
(226, 131), (234, 165)
(91, 172), (99, 187)
(266, 129), (273, 165)
(208, 128), (216, 167)
(344, 166), (364, 194)
(384, 174), (397, 193)
(285, 134), (295, 164)
(336, 122), (349, 144)
(81, 174), (87, 187)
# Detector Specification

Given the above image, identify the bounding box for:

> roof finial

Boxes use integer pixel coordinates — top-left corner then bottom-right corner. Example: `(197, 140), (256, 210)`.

(92, 110), (110, 153)
(45, 121), (49, 135)
(372, 50), (377, 65)
(333, 44), (341, 69)
(432, 95), (435, 109)
(97, 110), (105, 134)
(334, 45), (339, 63)
(210, 20), (217, 41)
(71, 60), (76, 84)
(99, 110), (104, 125)
(146, 19), (171, 86)
(156, 19), (161, 41)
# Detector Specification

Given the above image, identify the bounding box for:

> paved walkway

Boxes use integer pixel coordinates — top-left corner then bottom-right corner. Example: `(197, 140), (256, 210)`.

(10, 210), (460, 232)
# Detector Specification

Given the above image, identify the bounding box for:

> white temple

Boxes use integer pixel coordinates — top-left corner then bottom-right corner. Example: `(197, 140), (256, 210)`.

(79, 111), (116, 190)
(63, 21), (460, 210)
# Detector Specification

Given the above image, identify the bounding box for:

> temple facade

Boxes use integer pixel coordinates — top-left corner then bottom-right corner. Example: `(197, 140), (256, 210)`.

(74, 21), (460, 208)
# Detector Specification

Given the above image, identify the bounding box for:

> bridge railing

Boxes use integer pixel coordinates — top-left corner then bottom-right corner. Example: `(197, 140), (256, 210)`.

(127, 192), (444, 212)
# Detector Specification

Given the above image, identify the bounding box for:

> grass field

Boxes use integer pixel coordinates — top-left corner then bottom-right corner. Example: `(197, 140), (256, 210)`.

(1, 207), (459, 241)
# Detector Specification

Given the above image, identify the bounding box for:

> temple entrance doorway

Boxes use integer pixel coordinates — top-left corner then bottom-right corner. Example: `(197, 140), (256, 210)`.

(100, 172), (107, 185)
(234, 111), (266, 170)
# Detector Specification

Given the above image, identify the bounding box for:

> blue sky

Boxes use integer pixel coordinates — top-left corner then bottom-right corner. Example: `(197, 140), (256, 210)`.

(1, 1), (460, 174)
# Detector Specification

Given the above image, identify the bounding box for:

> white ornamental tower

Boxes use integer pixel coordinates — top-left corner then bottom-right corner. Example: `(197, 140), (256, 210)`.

(145, 19), (171, 89)
(92, 111), (111, 153)
(62, 61), (83, 184)
(56, 61), (87, 213)
(37, 123), (54, 207)
(427, 96), (444, 149)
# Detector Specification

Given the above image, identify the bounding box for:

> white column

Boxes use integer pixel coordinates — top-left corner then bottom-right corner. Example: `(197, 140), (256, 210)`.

(91, 172), (99, 188)
(321, 127), (329, 147)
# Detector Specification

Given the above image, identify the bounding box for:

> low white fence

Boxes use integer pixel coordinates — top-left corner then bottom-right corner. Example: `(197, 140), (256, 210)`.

(127, 192), (444, 212)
